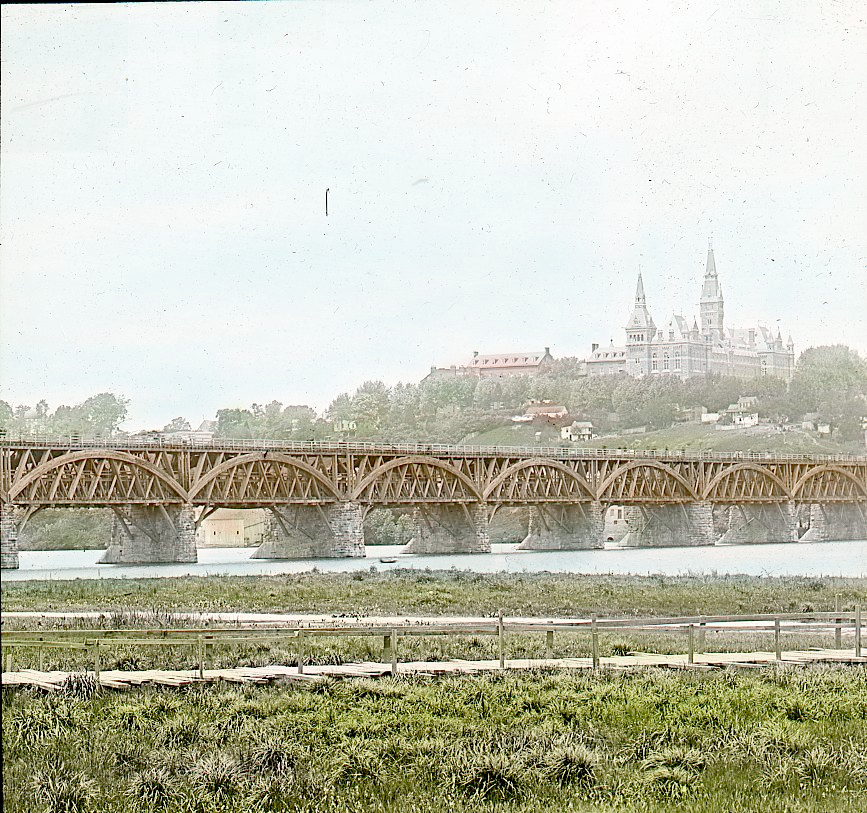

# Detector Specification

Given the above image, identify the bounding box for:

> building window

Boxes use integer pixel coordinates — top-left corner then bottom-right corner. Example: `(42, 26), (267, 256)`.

(674, 351), (681, 370)
(663, 353), (669, 371)
(652, 352), (658, 371)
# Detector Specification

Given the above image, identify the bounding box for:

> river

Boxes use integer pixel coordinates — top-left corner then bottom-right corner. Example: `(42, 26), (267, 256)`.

(3, 540), (866, 581)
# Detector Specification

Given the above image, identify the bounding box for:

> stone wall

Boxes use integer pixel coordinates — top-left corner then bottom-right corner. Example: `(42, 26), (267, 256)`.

(252, 502), (365, 559)
(716, 502), (797, 545)
(1, 506), (19, 569)
(518, 503), (604, 550)
(798, 503), (867, 542)
(403, 503), (490, 554)
(618, 502), (716, 547)
(100, 505), (197, 564)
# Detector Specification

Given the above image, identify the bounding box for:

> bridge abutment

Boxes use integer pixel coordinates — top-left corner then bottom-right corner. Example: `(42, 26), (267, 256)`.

(252, 502), (365, 559)
(1, 506), (20, 569)
(402, 503), (490, 554)
(99, 505), (197, 564)
(716, 502), (798, 545)
(518, 503), (604, 550)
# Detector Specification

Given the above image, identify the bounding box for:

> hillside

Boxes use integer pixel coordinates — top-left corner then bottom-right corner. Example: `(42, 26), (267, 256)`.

(463, 422), (864, 455)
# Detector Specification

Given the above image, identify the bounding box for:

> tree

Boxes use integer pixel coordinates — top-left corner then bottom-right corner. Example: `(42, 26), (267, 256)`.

(163, 417), (192, 433)
(788, 346), (867, 440)
(216, 408), (255, 438)
(77, 393), (129, 435)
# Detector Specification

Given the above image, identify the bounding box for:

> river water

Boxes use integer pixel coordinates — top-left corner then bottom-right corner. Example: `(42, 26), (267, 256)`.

(3, 540), (866, 581)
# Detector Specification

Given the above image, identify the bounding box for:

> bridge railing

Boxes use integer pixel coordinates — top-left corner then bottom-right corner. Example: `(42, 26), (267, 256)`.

(2, 434), (866, 464)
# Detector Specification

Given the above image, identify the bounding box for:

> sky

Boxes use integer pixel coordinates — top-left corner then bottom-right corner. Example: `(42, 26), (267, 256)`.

(2, 0), (865, 431)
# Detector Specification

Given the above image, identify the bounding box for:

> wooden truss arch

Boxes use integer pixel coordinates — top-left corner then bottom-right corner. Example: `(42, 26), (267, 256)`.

(702, 463), (790, 502)
(598, 461), (698, 503)
(351, 456), (482, 503)
(791, 466), (867, 502)
(7, 450), (189, 505)
(483, 458), (596, 503)
(188, 453), (342, 505)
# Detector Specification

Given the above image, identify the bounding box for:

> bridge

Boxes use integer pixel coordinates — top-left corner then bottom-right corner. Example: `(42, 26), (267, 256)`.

(2, 438), (866, 568)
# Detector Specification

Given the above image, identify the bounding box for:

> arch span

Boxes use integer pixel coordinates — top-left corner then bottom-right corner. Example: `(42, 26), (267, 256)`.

(189, 452), (342, 503)
(483, 458), (596, 502)
(791, 465), (867, 501)
(702, 463), (790, 501)
(8, 450), (189, 503)
(351, 455), (483, 502)
(598, 460), (699, 502)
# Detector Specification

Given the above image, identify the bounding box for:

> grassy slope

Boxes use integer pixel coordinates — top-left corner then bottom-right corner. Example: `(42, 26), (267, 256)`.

(466, 422), (863, 454)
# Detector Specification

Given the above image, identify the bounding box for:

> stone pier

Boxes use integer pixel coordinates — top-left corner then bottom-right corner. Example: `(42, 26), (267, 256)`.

(518, 503), (604, 550)
(1, 505), (20, 569)
(798, 503), (867, 542)
(716, 502), (798, 545)
(618, 502), (717, 547)
(252, 502), (365, 559)
(100, 505), (197, 564)
(402, 503), (490, 554)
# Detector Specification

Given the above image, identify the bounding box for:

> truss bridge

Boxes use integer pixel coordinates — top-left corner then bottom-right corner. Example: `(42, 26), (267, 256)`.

(2, 439), (865, 567)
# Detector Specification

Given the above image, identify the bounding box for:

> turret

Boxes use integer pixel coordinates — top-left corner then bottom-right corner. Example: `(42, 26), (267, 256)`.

(625, 272), (655, 343)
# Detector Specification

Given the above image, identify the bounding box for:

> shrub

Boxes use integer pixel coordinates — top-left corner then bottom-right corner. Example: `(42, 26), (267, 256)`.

(189, 752), (243, 799)
(58, 673), (100, 700)
(642, 765), (698, 800)
(31, 768), (98, 813)
(129, 767), (174, 810)
(642, 745), (706, 773)
(543, 743), (597, 788)
(452, 752), (526, 802)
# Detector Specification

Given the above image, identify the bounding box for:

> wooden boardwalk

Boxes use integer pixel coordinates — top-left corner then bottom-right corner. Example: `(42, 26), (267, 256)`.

(2, 649), (864, 691)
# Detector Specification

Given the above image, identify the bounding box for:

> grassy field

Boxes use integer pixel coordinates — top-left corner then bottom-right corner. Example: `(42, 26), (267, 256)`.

(3, 570), (863, 617)
(4, 667), (866, 813)
(3, 571), (864, 674)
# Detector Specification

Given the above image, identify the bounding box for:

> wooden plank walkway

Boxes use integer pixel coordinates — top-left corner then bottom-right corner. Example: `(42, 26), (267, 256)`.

(2, 649), (864, 691)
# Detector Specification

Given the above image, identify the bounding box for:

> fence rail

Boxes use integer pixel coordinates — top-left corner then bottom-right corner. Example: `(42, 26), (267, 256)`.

(2, 607), (862, 677)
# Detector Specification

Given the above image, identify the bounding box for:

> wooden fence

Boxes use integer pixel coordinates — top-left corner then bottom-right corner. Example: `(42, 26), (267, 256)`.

(1, 606), (861, 678)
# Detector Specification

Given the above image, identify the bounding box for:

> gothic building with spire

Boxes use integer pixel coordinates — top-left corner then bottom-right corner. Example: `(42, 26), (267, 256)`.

(585, 243), (795, 381)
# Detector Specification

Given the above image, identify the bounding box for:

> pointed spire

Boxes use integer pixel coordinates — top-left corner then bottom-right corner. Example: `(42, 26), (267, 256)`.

(635, 272), (646, 304)
(706, 239), (717, 277)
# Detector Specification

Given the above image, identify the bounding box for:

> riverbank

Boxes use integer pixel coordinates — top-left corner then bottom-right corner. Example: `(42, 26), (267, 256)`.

(3, 570), (864, 617)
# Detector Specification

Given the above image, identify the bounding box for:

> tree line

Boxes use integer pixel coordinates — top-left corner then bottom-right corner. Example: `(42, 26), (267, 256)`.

(2, 345), (866, 444)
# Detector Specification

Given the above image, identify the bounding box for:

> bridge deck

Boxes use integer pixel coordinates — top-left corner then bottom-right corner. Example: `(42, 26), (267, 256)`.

(3, 649), (864, 690)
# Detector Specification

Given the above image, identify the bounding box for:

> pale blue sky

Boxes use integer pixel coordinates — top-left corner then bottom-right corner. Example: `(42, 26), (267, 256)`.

(2, 1), (865, 429)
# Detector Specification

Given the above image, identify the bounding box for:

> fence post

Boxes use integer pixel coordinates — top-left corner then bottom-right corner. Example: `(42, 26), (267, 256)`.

(197, 635), (204, 679)
(698, 617), (706, 654)
(591, 615), (599, 670)
(688, 624), (695, 665)
(498, 610), (505, 669)
(835, 594), (842, 649)
(93, 639), (100, 681)
(774, 617), (781, 661)
(38, 647), (45, 672)
(390, 628), (398, 675)
(546, 624), (554, 660)
(297, 629), (304, 675)
(856, 604), (862, 659)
